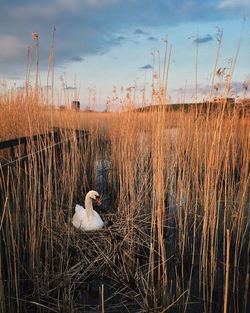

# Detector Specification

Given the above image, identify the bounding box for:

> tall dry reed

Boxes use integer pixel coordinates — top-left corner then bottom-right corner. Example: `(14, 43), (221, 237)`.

(0, 87), (249, 312)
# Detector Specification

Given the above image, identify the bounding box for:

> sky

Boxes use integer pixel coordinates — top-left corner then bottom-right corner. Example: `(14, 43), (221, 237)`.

(0, 0), (250, 109)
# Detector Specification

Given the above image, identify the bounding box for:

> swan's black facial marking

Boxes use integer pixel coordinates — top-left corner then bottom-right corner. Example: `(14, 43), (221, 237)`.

(95, 195), (101, 206)
(90, 195), (101, 206)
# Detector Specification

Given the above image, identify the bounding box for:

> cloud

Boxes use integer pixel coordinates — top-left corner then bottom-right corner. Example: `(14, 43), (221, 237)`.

(231, 80), (249, 93)
(12, 5), (61, 19)
(71, 56), (84, 62)
(74, 0), (124, 9)
(0, 0), (247, 80)
(219, 0), (250, 9)
(106, 35), (127, 47)
(148, 36), (158, 42)
(134, 28), (148, 35)
(115, 35), (127, 42)
(7, 0), (125, 19)
(194, 34), (213, 43)
(0, 35), (25, 60)
(171, 80), (247, 100)
(141, 64), (152, 70)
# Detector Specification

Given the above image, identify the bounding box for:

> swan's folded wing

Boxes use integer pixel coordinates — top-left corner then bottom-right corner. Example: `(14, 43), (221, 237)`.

(75, 204), (84, 212)
(93, 210), (105, 229)
(72, 207), (85, 229)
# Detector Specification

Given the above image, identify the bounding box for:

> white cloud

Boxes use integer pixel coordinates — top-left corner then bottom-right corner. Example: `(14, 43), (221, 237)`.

(0, 35), (25, 60)
(219, 0), (250, 9)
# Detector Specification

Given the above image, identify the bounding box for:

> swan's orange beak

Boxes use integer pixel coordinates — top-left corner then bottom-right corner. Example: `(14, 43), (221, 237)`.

(96, 196), (101, 206)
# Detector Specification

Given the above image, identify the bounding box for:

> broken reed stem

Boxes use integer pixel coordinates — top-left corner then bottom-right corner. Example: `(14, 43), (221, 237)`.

(223, 229), (230, 313)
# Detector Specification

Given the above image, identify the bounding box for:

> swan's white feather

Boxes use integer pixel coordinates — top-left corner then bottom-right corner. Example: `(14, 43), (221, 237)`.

(75, 204), (84, 212)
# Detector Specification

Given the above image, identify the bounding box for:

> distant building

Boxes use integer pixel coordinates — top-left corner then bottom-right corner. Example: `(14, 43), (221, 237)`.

(71, 101), (80, 110)
(212, 97), (235, 106)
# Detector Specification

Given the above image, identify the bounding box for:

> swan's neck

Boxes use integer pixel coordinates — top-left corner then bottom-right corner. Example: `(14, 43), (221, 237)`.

(85, 196), (94, 219)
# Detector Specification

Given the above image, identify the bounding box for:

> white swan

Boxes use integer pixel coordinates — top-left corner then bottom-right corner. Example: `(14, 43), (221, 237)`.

(72, 190), (104, 231)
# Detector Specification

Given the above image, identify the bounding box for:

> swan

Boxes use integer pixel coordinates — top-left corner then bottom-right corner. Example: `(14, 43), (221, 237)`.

(72, 190), (104, 231)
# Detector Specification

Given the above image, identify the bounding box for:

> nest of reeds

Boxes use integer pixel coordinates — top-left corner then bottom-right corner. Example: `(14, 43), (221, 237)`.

(41, 209), (151, 306)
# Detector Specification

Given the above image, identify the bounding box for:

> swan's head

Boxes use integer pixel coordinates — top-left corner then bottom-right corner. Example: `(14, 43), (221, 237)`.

(86, 190), (102, 206)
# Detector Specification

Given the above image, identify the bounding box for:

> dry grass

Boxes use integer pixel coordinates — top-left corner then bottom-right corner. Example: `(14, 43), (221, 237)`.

(0, 89), (249, 313)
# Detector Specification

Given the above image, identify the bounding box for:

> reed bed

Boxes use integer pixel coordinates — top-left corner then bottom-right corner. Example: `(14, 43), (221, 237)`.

(0, 91), (249, 313)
